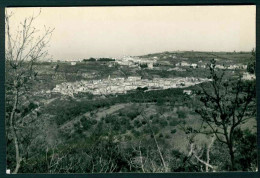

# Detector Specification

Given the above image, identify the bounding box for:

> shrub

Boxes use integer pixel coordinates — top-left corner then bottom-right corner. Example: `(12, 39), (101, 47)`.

(171, 129), (177, 134)
(132, 129), (141, 137)
(159, 119), (168, 127)
(169, 120), (179, 126)
(105, 117), (110, 123)
(126, 123), (133, 130)
(152, 117), (159, 124)
(165, 134), (171, 139)
(80, 117), (97, 130)
(151, 125), (159, 134)
(120, 127), (127, 134)
(118, 111), (123, 116)
(113, 121), (121, 131)
(134, 120), (142, 128)
(140, 63), (148, 68)
(127, 111), (140, 120)
(125, 135), (132, 141)
(234, 129), (257, 171)
(120, 117), (129, 125)
(143, 126), (151, 134)
(177, 110), (186, 119)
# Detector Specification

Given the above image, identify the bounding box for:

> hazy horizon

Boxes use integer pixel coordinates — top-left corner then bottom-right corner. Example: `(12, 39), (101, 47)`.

(7, 6), (256, 61)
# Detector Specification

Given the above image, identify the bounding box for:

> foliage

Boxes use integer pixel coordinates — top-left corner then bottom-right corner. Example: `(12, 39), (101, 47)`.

(233, 129), (257, 171)
(177, 110), (187, 119)
(83, 57), (96, 62)
(98, 58), (115, 61)
(140, 63), (148, 68)
(171, 129), (177, 134)
(195, 59), (256, 170)
(247, 48), (256, 74)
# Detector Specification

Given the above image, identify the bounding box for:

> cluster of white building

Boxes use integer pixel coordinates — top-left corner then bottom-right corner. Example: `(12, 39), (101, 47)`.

(52, 76), (210, 96)
(226, 64), (247, 70)
(115, 56), (157, 69)
(242, 72), (256, 81)
(167, 67), (186, 72)
(175, 61), (247, 70)
(175, 61), (198, 68)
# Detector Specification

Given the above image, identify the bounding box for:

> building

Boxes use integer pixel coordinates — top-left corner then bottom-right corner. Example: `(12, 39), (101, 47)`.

(147, 63), (153, 69)
(227, 65), (240, 70)
(181, 61), (190, 67)
(242, 72), (256, 80)
(215, 65), (225, 69)
(240, 65), (247, 69)
(191, 64), (198, 68)
(128, 76), (142, 81)
(175, 63), (181, 67)
(183, 90), (192, 95)
(71, 61), (77, 65)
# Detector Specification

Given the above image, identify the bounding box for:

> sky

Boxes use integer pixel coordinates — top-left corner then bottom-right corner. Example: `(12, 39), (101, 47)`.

(7, 6), (256, 61)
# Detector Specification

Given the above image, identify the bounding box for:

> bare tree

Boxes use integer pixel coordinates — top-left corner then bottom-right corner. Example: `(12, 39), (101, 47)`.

(187, 136), (216, 172)
(179, 123), (217, 172)
(131, 141), (145, 172)
(5, 9), (54, 173)
(195, 59), (256, 170)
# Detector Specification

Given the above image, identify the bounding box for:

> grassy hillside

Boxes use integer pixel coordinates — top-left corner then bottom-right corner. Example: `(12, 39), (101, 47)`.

(6, 51), (257, 173)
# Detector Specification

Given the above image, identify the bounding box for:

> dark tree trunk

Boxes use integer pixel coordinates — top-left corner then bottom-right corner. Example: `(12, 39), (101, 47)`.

(228, 144), (235, 171)
(9, 89), (21, 174)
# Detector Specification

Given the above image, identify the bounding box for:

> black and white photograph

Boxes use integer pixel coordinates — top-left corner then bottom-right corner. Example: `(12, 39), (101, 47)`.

(5, 6), (257, 173)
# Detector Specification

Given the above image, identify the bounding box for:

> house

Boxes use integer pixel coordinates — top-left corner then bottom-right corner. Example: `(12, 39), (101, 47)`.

(200, 65), (206, 68)
(183, 90), (192, 95)
(191, 63), (198, 68)
(71, 61), (77, 65)
(176, 82), (185, 87)
(240, 65), (247, 69)
(147, 63), (153, 69)
(181, 61), (190, 67)
(175, 63), (181, 67)
(164, 81), (171, 86)
(215, 65), (225, 69)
